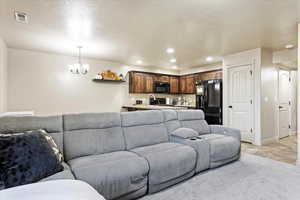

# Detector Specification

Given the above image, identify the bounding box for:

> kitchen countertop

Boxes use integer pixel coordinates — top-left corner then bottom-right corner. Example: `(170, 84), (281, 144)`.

(122, 104), (196, 110)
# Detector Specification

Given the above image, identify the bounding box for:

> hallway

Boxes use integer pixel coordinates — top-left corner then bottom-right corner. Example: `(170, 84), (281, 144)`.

(241, 135), (297, 164)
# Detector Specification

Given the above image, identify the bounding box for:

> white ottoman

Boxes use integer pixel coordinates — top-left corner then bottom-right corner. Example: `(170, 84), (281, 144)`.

(0, 180), (105, 200)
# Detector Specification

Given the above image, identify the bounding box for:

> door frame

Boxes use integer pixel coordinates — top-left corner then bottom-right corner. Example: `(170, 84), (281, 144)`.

(223, 49), (262, 145)
(226, 63), (255, 143)
(276, 67), (292, 140)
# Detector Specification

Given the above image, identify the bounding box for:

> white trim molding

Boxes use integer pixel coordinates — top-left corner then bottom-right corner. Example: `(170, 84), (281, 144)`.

(297, 23), (300, 166)
(261, 137), (278, 145)
(223, 48), (261, 145)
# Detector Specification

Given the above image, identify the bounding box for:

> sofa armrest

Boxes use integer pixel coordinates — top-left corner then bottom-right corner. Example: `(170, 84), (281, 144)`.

(170, 135), (210, 172)
(209, 125), (241, 141)
(170, 135), (198, 146)
(170, 127), (199, 139)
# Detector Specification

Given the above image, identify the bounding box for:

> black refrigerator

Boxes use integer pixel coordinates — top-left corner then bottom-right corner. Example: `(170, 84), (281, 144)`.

(196, 79), (223, 125)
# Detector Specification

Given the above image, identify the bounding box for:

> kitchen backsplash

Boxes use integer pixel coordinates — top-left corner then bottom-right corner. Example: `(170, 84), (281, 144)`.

(126, 93), (196, 106)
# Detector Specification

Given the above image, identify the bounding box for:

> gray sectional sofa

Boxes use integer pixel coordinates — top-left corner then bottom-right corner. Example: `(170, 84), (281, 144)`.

(0, 110), (241, 200)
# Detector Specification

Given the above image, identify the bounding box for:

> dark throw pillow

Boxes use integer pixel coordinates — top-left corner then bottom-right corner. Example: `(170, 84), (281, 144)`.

(0, 129), (63, 189)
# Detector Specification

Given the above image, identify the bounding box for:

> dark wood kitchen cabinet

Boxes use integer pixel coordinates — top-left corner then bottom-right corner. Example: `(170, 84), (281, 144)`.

(170, 76), (179, 94)
(186, 75), (196, 94)
(145, 74), (154, 93)
(129, 72), (145, 93)
(155, 75), (170, 83)
(200, 70), (222, 81)
(129, 70), (222, 94)
(180, 75), (195, 94)
(179, 76), (187, 94)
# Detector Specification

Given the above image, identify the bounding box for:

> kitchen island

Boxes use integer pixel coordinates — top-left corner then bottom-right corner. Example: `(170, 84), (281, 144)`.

(122, 104), (196, 111)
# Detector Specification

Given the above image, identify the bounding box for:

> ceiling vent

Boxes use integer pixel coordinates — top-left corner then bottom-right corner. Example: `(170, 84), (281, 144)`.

(14, 11), (28, 24)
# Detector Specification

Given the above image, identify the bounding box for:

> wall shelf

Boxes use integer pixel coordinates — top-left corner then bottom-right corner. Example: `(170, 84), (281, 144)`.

(92, 79), (126, 83)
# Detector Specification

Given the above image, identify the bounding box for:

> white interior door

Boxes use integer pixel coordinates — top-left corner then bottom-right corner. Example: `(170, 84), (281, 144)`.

(228, 65), (253, 142)
(278, 70), (291, 139)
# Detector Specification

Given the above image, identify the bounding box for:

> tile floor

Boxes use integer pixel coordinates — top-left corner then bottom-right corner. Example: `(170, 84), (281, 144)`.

(241, 135), (297, 164)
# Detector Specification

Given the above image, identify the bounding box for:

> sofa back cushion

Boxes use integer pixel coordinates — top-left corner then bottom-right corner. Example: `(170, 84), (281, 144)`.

(63, 113), (125, 161)
(121, 111), (169, 150)
(162, 110), (181, 135)
(0, 115), (63, 152)
(177, 110), (210, 135)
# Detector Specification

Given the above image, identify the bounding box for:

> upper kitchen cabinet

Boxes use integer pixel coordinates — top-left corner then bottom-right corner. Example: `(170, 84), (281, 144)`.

(170, 76), (179, 94)
(145, 74), (154, 93)
(199, 70), (222, 81)
(180, 75), (195, 94)
(129, 71), (171, 93)
(186, 75), (196, 94)
(129, 70), (222, 94)
(179, 76), (187, 94)
(154, 75), (170, 83)
(129, 72), (146, 93)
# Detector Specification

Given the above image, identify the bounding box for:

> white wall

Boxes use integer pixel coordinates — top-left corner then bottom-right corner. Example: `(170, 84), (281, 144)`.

(260, 49), (278, 142)
(179, 62), (222, 75)
(273, 48), (297, 69)
(7, 48), (178, 116)
(0, 38), (7, 113)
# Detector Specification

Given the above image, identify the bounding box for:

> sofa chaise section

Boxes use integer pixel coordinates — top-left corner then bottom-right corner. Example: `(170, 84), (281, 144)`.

(177, 110), (241, 168)
(0, 115), (75, 182)
(63, 113), (149, 200)
(121, 110), (197, 194)
(208, 125), (241, 168)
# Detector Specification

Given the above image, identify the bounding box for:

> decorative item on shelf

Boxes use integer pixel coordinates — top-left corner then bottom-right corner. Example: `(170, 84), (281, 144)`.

(69, 46), (89, 75)
(119, 74), (125, 81)
(92, 70), (126, 83)
(100, 70), (117, 80)
(95, 74), (103, 80)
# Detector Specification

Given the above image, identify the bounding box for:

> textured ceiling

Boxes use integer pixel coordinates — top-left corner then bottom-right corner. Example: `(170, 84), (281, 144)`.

(0, 0), (299, 69)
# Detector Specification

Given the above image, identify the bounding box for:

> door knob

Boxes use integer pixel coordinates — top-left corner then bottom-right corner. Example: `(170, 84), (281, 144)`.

(279, 106), (283, 109)
(228, 105), (233, 108)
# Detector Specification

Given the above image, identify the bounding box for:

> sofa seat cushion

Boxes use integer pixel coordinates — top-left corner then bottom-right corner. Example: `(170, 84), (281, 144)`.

(68, 151), (149, 200)
(131, 143), (196, 186)
(39, 162), (75, 182)
(201, 134), (240, 162)
(0, 180), (105, 200)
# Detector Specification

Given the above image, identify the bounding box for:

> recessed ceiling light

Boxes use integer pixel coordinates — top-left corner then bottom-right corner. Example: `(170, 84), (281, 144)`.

(285, 44), (294, 49)
(206, 56), (213, 62)
(170, 58), (176, 63)
(136, 60), (143, 64)
(171, 65), (177, 69)
(166, 48), (175, 54)
(14, 11), (29, 24)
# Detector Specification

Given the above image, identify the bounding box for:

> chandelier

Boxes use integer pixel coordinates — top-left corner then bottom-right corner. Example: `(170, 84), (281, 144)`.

(69, 46), (89, 75)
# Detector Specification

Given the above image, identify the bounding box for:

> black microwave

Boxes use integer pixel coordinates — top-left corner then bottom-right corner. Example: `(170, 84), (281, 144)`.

(153, 81), (170, 93)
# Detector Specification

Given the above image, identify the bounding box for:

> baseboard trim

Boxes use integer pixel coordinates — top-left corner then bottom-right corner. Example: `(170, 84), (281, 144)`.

(261, 137), (278, 145)
(291, 131), (297, 135)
